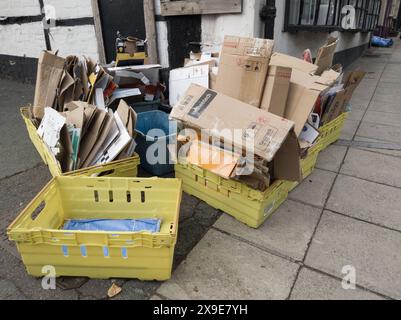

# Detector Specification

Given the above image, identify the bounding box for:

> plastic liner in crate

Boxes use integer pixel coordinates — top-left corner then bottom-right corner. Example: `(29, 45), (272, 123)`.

(130, 99), (160, 114)
(317, 112), (348, 152)
(21, 107), (140, 178)
(135, 110), (177, 176)
(7, 176), (182, 280)
(175, 163), (290, 229)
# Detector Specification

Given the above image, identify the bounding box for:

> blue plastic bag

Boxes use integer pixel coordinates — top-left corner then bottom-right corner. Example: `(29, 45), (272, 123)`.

(371, 36), (394, 48)
(63, 218), (161, 233)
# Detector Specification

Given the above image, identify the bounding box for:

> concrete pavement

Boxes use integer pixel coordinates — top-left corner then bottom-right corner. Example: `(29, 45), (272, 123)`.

(1, 41), (401, 299)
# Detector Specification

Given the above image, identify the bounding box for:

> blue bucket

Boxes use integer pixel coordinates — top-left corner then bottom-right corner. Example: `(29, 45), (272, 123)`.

(135, 111), (177, 176)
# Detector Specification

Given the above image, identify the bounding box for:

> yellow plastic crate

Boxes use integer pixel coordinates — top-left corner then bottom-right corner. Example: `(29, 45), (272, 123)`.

(175, 163), (290, 229)
(317, 112), (348, 151)
(176, 141), (321, 228)
(21, 107), (140, 177)
(7, 176), (182, 280)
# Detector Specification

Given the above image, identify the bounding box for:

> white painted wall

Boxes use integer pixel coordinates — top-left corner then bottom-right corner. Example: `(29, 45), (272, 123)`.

(199, 0), (370, 59)
(43, 0), (93, 20)
(0, 22), (46, 58)
(273, 0), (371, 58)
(201, 0), (265, 52)
(154, 0), (169, 68)
(0, 0), (100, 61)
(0, 0), (40, 17)
(49, 25), (99, 60)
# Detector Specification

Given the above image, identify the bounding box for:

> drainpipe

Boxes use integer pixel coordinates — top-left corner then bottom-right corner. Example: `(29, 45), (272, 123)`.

(260, 0), (276, 40)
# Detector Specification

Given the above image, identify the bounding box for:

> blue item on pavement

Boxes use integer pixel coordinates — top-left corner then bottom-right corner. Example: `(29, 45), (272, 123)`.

(63, 218), (161, 233)
(371, 36), (394, 48)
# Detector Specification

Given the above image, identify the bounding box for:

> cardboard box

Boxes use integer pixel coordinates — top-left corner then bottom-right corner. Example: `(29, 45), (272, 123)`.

(260, 65), (292, 117)
(315, 37), (339, 75)
(169, 65), (209, 107)
(170, 84), (301, 181)
(269, 53), (335, 136)
(215, 36), (274, 107)
(270, 53), (318, 75)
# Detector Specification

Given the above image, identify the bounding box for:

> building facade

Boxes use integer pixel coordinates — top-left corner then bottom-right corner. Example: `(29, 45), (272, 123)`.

(0, 0), (399, 83)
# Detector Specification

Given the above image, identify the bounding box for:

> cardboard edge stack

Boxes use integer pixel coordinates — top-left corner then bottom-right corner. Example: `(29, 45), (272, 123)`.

(171, 36), (364, 229)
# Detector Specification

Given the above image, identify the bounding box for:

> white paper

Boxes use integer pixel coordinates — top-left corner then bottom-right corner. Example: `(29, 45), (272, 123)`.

(300, 122), (320, 144)
(108, 88), (142, 106)
(37, 107), (66, 148)
(114, 70), (150, 85)
(94, 88), (106, 110)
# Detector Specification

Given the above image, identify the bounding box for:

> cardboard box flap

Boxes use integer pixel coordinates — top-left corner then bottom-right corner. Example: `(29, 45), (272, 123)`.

(221, 35), (274, 58)
(315, 37), (338, 75)
(170, 84), (297, 162)
(33, 51), (66, 116)
(285, 69), (330, 136)
(270, 53), (318, 74)
(273, 130), (302, 181)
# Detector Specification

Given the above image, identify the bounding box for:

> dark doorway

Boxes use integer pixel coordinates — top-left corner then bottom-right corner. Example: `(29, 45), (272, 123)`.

(98, 0), (146, 63)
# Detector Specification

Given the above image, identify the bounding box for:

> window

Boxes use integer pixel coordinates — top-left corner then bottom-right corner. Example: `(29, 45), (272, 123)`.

(285, 0), (382, 32)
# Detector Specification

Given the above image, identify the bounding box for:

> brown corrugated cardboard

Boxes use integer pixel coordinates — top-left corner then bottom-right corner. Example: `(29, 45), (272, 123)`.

(315, 37), (338, 75)
(33, 51), (65, 117)
(285, 69), (330, 136)
(260, 65), (292, 117)
(215, 35), (274, 107)
(270, 53), (318, 75)
(170, 84), (301, 181)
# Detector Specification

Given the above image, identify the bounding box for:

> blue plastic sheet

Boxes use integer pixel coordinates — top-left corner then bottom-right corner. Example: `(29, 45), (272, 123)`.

(63, 218), (161, 233)
(371, 36), (394, 48)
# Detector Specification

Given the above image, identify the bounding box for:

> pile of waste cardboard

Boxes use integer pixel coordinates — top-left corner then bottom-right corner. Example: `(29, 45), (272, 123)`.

(27, 51), (165, 173)
(170, 35), (365, 191)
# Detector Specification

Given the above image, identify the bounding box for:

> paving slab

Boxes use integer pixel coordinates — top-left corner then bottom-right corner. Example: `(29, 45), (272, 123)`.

(341, 148), (401, 188)
(368, 99), (401, 114)
(327, 174), (401, 231)
(157, 229), (299, 300)
(290, 268), (384, 300)
(363, 110), (401, 127)
(354, 136), (401, 158)
(289, 169), (337, 208)
(316, 145), (348, 172)
(305, 211), (401, 299)
(340, 119), (360, 141)
(214, 200), (321, 261)
(356, 122), (401, 144)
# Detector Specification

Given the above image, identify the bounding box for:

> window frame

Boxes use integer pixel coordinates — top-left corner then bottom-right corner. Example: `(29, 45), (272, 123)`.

(284, 0), (382, 33)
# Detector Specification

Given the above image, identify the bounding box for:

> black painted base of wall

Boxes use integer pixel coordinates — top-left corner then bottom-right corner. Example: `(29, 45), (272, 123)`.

(333, 42), (369, 69)
(0, 54), (37, 84)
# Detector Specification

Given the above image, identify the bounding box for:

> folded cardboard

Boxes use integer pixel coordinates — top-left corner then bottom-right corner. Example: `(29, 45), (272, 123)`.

(270, 52), (340, 135)
(260, 65), (292, 117)
(270, 53), (318, 75)
(170, 84), (301, 181)
(285, 69), (330, 136)
(185, 139), (239, 179)
(315, 37), (338, 75)
(215, 35), (274, 107)
(169, 65), (209, 107)
(34, 51), (66, 117)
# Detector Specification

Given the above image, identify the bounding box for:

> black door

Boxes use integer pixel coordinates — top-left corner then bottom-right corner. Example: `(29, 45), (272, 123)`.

(98, 0), (146, 63)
